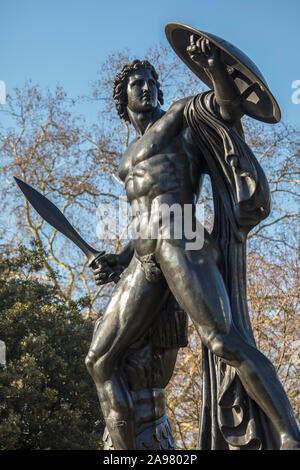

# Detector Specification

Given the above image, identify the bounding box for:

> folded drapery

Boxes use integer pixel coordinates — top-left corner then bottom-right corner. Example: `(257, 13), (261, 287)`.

(185, 91), (279, 450)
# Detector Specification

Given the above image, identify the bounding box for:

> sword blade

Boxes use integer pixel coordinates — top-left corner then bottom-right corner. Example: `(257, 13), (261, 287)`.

(14, 177), (102, 265)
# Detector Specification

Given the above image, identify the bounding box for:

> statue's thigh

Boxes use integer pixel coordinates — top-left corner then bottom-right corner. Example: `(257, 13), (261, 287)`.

(157, 240), (231, 338)
(90, 256), (169, 360)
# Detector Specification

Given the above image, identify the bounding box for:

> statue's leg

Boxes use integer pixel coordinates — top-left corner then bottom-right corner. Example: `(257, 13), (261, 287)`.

(85, 256), (169, 450)
(156, 239), (300, 449)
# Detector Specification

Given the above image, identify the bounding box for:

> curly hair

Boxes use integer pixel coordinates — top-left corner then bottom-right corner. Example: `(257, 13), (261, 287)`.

(113, 59), (164, 123)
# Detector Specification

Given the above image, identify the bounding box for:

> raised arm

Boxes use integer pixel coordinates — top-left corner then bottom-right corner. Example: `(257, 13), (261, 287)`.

(187, 35), (244, 124)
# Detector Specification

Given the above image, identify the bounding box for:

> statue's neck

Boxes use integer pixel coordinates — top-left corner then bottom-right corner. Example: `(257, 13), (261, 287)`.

(128, 107), (164, 136)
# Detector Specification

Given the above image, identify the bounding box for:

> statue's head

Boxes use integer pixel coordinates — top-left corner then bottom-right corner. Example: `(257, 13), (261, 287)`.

(113, 59), (164, 123)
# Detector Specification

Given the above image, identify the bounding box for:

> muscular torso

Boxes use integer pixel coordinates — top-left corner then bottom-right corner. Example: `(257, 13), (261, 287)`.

(119, 98), (207, 256)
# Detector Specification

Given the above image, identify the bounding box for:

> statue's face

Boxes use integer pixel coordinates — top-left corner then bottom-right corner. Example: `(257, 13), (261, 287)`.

(126, 69), (158, 114)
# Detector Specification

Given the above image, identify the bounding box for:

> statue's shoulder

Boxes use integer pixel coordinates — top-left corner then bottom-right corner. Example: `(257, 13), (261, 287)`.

(167, 96), (194, 115)
(161, 96), (194, 133)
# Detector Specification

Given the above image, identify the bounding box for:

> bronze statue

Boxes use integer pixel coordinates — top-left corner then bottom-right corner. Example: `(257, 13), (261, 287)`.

(101, 294), (188, 450)
(83, 23), (300, 450)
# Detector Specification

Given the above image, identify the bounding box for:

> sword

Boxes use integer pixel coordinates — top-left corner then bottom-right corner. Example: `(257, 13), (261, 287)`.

(14, 177), (120, 283)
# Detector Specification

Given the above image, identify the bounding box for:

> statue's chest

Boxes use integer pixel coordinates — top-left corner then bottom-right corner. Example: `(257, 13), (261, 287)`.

(119, 132), (179, 182)
(131, 132), (166, 166)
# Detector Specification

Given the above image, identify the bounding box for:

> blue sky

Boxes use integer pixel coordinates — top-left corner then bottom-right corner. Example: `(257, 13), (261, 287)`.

(1, 0), (300, 125)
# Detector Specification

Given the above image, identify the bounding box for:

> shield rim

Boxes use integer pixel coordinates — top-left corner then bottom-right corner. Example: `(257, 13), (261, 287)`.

(165, 22), (281, 124)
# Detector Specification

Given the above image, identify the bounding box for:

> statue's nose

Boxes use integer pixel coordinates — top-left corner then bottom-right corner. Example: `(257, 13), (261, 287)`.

(142, 81), (150, 91)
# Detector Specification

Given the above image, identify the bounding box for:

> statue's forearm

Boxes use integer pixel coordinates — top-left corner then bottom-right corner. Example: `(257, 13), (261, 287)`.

(118, 240), (134, 267)
(207, 63), (244, 123)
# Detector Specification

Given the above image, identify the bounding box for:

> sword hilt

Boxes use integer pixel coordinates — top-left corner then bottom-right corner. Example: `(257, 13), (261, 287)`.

(89, 252), (121, 284)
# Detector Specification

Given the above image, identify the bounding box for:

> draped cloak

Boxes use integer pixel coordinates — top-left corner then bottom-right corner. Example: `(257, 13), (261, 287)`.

(184, 91), (280, 450)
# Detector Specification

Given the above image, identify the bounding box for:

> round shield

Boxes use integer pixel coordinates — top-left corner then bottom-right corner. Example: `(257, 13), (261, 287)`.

(165, 22), (281, 123)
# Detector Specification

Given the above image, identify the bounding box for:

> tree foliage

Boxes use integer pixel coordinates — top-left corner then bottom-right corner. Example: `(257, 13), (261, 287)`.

(0, 246), (103, 449)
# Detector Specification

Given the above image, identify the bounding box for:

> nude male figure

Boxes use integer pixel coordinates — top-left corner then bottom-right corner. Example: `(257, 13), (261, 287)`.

(101, 295), (187, 450)
(86, 36), (300, 450)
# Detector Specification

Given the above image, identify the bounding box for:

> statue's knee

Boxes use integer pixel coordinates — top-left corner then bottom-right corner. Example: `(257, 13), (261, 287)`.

(85, 350), (97, 376)
(86, 350), (112, 383)
(209, 336), (226, 358)
(208, 335), (238, 363)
